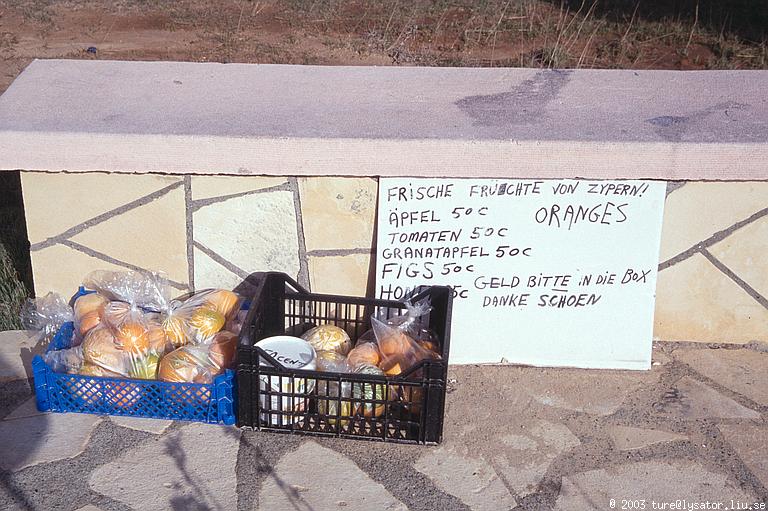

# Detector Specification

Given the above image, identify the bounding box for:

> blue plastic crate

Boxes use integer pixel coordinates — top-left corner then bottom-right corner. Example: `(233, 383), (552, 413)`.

(32, 296), (237, 425)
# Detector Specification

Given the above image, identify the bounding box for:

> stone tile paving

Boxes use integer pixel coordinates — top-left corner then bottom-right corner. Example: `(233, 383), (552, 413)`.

(108, 416), (173, 435)
(718, 425), (768, 488)
(0, 329), (39, 382)
(0, 411), (102, 471)
(607, 425), (687, 451)
(655, 377), (761, 419)
(89, 423), (241, 511)
(674, 348), (768, 406)
(554, 461), (756, 511)
(1, 338), (767, 511)
(259, 441), (408, 510)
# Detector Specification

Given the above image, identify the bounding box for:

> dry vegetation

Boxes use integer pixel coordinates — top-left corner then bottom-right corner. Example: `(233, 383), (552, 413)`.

(0, 0), (765, 87)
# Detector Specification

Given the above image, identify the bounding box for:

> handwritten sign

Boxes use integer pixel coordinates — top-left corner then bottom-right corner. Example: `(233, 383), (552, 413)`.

(376, 178), (666, 370)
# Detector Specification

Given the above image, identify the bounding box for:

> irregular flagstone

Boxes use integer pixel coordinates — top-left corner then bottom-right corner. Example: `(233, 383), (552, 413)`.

(298, 176), (377, 251)
(608, 426), (687, 451)
(414, 443), (517, 511)
(90, 423), (240, 511)
(0, 329), (40, 382)
(554, 460), (756, 511)
(109, 415), (173, 434)
(675, 348), (768, 406)
(654, 254), (768, 343)
(710, 215), (768, 300)
(193, 190), (300, 283)
(516, 368), (659, 416)
(0, 412), (102, 471)
(494, 421), (581, 497)
(718, 424), (768, 488)
(69, 185), (188, 285)
(191, 175), (287, 201)
(4, 396), (43, 420)
(259, 440), (408, 511)
(656, 377), (760, 419)
(436, 369), (584, 505)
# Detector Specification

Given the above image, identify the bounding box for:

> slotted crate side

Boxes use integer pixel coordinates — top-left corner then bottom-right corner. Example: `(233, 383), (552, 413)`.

(32, 322), (236, 425)
(250, 361), (431, 441)
(236, 272), (453, 444)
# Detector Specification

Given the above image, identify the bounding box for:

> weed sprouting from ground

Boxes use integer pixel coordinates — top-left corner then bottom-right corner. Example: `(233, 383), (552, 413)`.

(0, 243), (26, 331)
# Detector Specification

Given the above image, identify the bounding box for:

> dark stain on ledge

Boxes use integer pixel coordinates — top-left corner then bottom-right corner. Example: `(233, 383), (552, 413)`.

(646, 101), (749, 142)
(647, 115), (688, 128)
(455, 69), (573, 127)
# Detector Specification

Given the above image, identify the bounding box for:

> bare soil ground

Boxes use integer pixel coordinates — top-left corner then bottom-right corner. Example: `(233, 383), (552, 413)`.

(1, 0), (766, 95)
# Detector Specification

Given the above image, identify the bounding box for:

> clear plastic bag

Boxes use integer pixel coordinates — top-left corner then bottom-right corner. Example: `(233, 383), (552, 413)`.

(315, 351), (353, 425)
(302, 325), (352, 356)
(160, 289), (242, 348)
(81, 325), (132, 376)
(352, 364), (387, 417)
(345, 341), (381, 370)
(371, 298), (441, 377)
(156, 327), (237, 384)
(206, 330), (237, 373)
(226, 307), (248, 335)
(83, 270), (170, 313)
(20, 292), (74, 347)
(83, 270), (173, 379)
(43, 345), (84, 374)
(72, 292), (109, 339)
(157, 345), (215, 384)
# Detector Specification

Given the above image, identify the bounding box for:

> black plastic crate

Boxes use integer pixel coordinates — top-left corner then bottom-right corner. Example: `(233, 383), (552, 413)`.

(237, 272), (453, 444)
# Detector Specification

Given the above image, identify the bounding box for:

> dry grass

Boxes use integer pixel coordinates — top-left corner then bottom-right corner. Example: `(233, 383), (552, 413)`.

(255, 0), (767, 69)
(2, 0), (764, 69)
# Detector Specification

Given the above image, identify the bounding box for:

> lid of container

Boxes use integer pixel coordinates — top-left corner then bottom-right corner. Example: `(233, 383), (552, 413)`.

(255, 335), (317, 370)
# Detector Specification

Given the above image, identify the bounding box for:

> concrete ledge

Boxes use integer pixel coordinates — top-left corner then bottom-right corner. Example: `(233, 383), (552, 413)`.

(1, 59), (767, 179)
(2, 132), (767, 179)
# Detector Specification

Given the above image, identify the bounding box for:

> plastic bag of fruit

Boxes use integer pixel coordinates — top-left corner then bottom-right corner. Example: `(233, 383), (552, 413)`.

(160, 289), (243, 348)
(370, 298), (441, 377)
(81, 270), (171, 379)
(21, 292), (74, 346)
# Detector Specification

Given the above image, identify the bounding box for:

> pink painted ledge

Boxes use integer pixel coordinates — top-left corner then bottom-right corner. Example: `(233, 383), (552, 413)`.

(1, 59), (766, 180)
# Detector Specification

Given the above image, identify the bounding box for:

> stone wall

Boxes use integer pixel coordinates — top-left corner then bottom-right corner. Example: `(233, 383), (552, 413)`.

(21, 172), (768, 344)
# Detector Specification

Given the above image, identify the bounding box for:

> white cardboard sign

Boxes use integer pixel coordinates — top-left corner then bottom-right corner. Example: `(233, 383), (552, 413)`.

(376, 178), (666, 370)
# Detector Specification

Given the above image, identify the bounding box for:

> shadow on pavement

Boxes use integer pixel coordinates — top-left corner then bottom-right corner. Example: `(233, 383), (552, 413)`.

(248, 441), (315, 511)
(0, 347), (42, 511)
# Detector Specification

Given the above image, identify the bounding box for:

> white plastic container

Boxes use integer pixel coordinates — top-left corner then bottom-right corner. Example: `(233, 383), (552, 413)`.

(255, 335), (317, 426)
